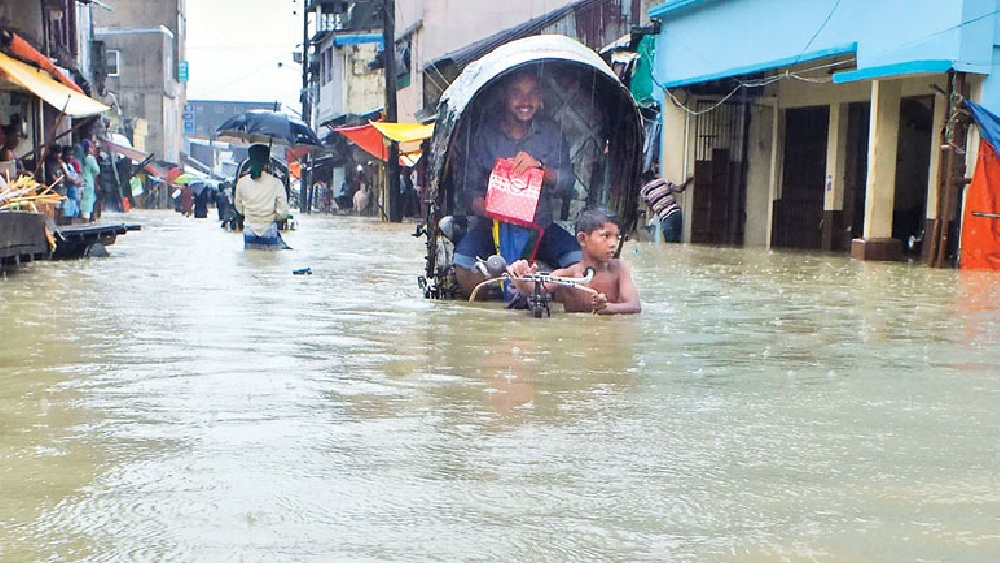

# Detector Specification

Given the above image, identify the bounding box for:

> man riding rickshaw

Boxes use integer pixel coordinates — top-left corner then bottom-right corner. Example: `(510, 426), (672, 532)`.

(418, 34), (644, 307)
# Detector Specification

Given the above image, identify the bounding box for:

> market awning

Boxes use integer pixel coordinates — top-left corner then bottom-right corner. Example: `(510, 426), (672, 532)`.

(334, 122), (424, 166)
(102, 139), (150, 163)
(3, 31), (85, 93)
(370, 121), (433, 144)
(0, 52), (109, 117)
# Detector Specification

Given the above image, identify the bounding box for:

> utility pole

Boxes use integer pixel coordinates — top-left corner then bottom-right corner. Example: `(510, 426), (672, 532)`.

(300, 0), (312, 213)
(383, 0), (401, 222)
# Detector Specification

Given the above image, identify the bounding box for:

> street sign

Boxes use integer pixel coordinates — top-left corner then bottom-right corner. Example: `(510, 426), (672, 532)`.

(179, 61), (189, 82)
(183, 121), (194, 134)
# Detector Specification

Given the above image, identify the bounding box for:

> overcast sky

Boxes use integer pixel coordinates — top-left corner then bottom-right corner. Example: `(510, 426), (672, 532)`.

(186, 0), (305, 115)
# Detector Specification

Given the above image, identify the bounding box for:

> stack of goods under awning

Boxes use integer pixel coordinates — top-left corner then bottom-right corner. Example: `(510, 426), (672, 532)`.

(0, 175), (65, 212)
(1, 175), (65, 251)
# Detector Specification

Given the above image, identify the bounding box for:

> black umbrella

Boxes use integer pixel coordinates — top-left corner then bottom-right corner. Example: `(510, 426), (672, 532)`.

(215, 110), (321, 147)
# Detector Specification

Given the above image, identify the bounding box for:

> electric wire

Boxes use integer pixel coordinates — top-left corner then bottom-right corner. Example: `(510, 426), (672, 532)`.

(795, 0), (844, 63)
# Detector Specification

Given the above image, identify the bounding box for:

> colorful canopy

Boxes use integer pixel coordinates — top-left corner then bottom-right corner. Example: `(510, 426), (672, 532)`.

(370, 122), (434, 144)
(333, 121), (429, 166)
(0, 52), (109, 117)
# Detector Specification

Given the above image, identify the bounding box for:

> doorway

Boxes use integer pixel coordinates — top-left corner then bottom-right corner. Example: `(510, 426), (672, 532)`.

(892, 95), (934, 256)
(842, 101), (870, 247)
(690, 99), (749, 245)
(772, 106), (829, 249)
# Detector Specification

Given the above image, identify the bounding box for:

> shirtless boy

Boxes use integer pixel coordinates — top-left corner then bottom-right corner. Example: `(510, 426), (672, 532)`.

(508, 208), (641, 315)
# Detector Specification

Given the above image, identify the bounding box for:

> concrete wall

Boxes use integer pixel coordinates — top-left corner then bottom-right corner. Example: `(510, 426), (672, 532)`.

(92, 0), (185, 81)
(314, 38), (383, 126)
(98, 28), (182, 162)
(396, 0), (581, 120)
(0, 0), (44, 45)
(345, 44), (384, 116)
(651, 0), (995, 89)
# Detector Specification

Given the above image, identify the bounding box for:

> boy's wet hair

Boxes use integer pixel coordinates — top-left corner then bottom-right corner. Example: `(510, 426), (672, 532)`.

(576, 207), (621, 235)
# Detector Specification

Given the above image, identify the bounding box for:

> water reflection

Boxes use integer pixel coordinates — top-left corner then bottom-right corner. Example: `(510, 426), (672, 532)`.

(0, 210), (998, 562)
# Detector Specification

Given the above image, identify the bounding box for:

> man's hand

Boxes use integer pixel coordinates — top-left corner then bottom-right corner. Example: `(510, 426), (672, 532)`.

(512, 151), (543, 175)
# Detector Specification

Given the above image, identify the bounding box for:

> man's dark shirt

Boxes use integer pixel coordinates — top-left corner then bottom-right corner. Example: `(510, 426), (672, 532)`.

(462, 117), (574, 227)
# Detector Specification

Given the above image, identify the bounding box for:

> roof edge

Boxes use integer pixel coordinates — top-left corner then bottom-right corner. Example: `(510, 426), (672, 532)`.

(649, 0), (716, 20)
(659, 42), (858, 88)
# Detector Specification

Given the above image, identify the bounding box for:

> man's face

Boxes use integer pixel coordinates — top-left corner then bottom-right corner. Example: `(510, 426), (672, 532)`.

(3, 130), (18, 149)
(505, 75), (541, 124)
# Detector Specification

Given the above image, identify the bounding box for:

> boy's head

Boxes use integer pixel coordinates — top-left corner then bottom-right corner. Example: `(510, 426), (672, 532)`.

(575, 208), (622, 263)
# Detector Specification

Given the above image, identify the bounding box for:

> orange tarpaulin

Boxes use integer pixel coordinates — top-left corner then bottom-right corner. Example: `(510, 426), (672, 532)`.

(334, 123), (389, 161)
(6, 32), (84, 93)
(960, 138), (1000, 270)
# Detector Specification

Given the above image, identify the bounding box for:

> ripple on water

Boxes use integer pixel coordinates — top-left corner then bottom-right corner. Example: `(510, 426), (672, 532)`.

(3, 211), (1000, 561)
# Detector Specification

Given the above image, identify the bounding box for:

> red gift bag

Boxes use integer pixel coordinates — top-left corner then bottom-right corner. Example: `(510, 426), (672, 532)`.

(484, 157), (544, 227)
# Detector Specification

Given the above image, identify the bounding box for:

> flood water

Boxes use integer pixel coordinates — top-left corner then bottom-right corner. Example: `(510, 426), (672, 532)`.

(2, 209), (999, 562)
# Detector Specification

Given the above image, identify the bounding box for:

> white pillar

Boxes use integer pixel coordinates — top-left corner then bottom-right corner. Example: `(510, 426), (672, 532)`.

(863, 79), (902, 239)
(824, 103), (848, 211)
(745, 100), (775, 247)
(766, 107), (785, 248)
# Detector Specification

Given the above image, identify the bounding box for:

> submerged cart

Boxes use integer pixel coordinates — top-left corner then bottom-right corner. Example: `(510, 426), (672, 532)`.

(418, 34), (644, 299)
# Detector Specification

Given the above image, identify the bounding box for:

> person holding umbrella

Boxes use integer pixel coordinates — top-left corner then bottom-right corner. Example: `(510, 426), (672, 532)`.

(234, 144), (289, 250)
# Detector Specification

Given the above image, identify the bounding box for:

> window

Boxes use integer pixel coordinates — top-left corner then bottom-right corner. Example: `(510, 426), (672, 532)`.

(106, 50), (121, 77)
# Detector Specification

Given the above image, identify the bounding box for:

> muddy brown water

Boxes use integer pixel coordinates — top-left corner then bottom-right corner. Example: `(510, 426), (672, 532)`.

(2, 209), (999, 562)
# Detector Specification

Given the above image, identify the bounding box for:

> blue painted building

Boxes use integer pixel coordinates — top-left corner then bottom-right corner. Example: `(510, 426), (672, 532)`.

(649, 0), (999, 260)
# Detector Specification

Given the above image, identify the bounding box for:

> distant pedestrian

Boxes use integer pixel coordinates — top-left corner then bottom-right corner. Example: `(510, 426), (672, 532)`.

(353, 181), (370, 215)
(193, 187), (210, 218)
(79, 140), (100, 222)
(640, 177), (690, 243)
(179, 185), (194, 216)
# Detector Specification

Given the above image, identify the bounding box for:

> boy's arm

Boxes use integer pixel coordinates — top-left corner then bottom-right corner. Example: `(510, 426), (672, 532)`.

(597, 261), (641, 315)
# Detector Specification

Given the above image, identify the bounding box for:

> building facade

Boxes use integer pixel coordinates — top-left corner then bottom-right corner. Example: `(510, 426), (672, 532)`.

(396, 0), (647, 120)
(650, 0), (1000, 261)
(307, 0), (384, 128)
(95, 26), (182, 162)
(0, 0), (108, 164)
(93, 0), (186, 163)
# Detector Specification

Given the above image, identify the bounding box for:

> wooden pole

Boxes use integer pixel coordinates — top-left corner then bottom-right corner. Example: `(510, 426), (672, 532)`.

(299, 0), (310, 214)
(383, 0), (401, 222)
(934, 72), (968, 268)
